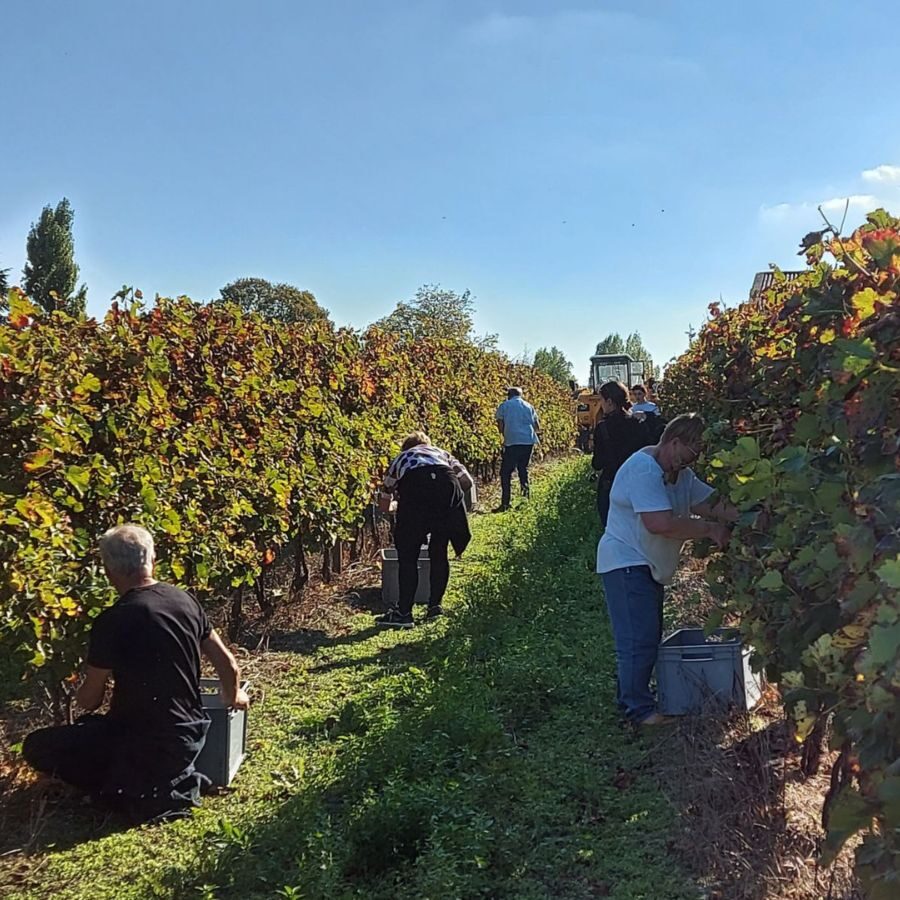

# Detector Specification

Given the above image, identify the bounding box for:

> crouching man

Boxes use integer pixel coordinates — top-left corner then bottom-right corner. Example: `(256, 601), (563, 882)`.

(23, 524), (249, 823)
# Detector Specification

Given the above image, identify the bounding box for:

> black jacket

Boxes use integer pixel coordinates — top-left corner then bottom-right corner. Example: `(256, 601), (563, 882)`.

(591, 412), (650, 482)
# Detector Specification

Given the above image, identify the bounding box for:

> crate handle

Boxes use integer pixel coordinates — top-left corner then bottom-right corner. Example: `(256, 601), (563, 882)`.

(682, 654), (714, 662)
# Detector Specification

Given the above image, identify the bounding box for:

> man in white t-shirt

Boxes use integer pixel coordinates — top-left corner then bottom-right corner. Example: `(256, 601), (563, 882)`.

(597, 413), (736, 726)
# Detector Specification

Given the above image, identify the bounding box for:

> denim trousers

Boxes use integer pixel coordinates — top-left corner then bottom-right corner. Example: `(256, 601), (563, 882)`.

(601, 565), (664, 723)
(500, 444), (533, 506)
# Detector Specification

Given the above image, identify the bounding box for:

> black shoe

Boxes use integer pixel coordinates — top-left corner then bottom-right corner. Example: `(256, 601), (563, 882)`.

(375, 608), (413, 629)
(493, 504), (510, 513)
(425, 605), (444, 620)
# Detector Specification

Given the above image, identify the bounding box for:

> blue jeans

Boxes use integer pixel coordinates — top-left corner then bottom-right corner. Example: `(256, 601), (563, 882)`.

(500, 444), (533, 506)
(601, 566), (664, 723)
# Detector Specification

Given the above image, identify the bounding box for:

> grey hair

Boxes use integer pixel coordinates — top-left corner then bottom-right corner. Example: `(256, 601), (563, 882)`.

(507, 386), (523, 399)
(99, 524), (155, 578)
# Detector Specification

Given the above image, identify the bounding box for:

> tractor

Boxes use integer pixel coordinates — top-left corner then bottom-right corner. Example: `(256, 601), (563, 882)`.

(571, 353), (647, 452)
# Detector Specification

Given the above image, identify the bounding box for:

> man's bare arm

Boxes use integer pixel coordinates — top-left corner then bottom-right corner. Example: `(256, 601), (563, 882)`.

(201, 629), (249, 710)
(641, 510), (731, 547)
(76, 666), (110, 711)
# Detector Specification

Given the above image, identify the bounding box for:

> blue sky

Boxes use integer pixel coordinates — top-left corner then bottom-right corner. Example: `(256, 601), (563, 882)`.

(2, 1), (899, 381)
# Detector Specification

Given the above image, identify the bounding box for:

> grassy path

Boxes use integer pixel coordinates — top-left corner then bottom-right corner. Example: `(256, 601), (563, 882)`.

(4, 458), (695, 900)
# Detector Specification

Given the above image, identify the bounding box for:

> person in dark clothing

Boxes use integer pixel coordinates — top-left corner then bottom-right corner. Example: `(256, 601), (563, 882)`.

(23, 525), (249, 823)
(375, 432), (472, 628)
(592, 381), (651, 527)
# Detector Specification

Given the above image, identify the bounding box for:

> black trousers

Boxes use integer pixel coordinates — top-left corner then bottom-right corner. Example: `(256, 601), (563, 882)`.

(24, 715), (123, 794)
(500, 444), (534, 506)
(395, 466), (470, 615)
(23, 713), (210, 821)
(597, 477), (612, 527)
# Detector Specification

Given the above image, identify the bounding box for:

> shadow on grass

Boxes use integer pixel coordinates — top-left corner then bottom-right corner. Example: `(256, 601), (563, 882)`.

(0, 777), (129, 858)
(343, 585), (390, 614)
(305, 636), (439, 676)
(260, 623), (384, 655)
(239, 584), (437, 656)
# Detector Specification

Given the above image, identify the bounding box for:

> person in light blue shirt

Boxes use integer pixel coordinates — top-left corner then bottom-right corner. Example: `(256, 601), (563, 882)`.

(494, 387), (540, 511)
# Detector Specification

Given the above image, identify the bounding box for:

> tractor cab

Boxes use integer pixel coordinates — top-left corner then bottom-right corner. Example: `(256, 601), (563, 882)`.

(588, 353), (645, 391)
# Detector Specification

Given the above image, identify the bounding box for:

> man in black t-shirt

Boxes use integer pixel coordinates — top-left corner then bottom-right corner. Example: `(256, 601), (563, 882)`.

(23, 525), (249, 822)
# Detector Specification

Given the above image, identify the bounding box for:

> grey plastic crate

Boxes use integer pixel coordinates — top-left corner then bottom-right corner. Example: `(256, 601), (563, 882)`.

(657, 628), (763, 716)
(195, 679), (248, 786)
(380, 546), (430, 605)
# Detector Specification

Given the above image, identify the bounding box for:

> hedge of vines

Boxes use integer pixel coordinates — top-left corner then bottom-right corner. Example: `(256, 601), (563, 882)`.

(664, 210), (899, 897)
(0, 293), (573, 693)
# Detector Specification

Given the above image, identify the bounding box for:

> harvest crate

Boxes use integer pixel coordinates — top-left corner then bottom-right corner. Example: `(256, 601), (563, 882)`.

(195, 679), (249, 786)
(379, 547), (430, 606)
(657, 628), (763, 716)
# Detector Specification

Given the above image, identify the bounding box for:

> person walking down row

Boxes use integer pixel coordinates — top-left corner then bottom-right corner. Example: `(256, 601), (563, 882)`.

(596, 414), (737, 727)
(23, 525), (249, 823)
(376, 432), (473, 629)
(494, 387), (540, 512)
(591, 381), (650, 527)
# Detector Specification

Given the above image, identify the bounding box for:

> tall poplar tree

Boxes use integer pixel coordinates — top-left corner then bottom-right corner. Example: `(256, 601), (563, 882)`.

(23, 198), (87, 315)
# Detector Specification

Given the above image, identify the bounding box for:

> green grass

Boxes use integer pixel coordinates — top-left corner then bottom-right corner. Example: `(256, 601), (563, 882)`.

(4, 458), (696, 900)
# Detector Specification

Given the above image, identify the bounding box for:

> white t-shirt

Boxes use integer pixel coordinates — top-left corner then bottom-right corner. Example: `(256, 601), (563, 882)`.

(596, 447), (714, 585)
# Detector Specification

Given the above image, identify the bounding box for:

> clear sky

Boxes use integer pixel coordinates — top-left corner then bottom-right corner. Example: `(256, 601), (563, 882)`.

(3, 1), (899, 382)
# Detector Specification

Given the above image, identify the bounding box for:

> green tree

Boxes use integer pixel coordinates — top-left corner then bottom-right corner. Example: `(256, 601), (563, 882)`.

(533, 346), (573, 385)
(22, 198), (87, 315)
(624, 332), (659, 380)
(375, 284), (497, 347)
(0, 263), (9, 314)
(594, 333), (625, 354)
(218, 277), (330, 324)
